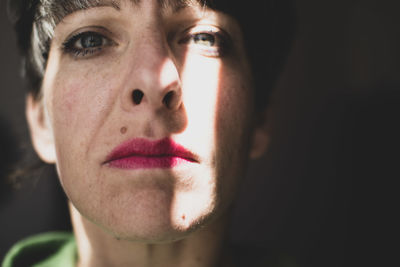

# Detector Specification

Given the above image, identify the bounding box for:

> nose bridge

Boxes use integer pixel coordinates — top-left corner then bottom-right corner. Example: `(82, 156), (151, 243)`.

(137, 25), (170, 76)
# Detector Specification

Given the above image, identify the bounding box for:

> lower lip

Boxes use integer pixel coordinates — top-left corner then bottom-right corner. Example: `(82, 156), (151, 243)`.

(107, 155), (192, 169)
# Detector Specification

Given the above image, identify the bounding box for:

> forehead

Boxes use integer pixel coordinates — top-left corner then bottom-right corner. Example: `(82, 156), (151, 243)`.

(55, 0), (203, 10)
(42, 0), (207, 24)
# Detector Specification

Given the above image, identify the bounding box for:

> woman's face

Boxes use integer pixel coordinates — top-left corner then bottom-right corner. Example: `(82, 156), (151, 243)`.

(28, 0), (268, 242)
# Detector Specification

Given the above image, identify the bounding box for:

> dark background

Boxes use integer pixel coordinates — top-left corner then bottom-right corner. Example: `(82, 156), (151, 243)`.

(1, 0), (399, 266)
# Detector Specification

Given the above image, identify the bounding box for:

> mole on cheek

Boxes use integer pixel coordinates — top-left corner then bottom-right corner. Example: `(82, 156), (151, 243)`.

(120, 126), (127, 134)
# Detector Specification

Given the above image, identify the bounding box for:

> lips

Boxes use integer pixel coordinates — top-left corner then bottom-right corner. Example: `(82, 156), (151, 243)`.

(104, 138), (198, 169)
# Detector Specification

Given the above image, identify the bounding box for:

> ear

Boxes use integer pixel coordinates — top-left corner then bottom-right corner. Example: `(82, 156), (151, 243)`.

(26, 94), (56, 164)
(249, 108), (270, 159)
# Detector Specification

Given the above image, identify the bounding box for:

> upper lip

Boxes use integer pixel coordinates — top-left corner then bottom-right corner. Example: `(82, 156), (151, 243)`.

(104, 137), (198, 164)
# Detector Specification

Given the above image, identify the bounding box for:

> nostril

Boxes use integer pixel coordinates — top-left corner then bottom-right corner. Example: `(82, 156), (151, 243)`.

(162, 91), (174, 108)
(132, 89), (144, 105)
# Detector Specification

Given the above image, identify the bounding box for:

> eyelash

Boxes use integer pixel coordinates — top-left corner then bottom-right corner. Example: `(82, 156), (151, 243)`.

(62, 31), (112, 58)
(61, 28), (230, 59)
(179, 30), (230, 57)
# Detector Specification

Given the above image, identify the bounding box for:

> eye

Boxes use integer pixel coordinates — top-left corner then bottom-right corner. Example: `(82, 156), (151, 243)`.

(62, 31), (113, 58)
(192, 33), (216, 47)
(179, 28), (231, 57)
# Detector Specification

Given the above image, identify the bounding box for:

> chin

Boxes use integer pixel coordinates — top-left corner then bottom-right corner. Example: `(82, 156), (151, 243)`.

(102, 206), (216, 244)
(111, 220), (204, 244)
(73, 183), (219, 243)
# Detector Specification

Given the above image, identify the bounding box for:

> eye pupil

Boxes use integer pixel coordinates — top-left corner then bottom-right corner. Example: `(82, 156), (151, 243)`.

(81, 34), (103, 48)
(194, 33), (215, 46)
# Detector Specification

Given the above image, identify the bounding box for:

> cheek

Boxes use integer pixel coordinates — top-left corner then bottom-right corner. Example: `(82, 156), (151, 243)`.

(51, 70), (109, 126)
(180, 53), (254, 152)
(182, 53), (254, 200)
(215, 77), (254, 168)
(179, 55), (222, 156)
(44, 61), (121, 165)
(218, 79), (254, 135)
(180, 54), (253, 148)
(213, 65), (255, 201)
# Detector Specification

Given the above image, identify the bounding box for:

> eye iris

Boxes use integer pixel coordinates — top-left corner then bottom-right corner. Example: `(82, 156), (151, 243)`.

(81, 34), (103, 48)
(194, 33), (215, 47)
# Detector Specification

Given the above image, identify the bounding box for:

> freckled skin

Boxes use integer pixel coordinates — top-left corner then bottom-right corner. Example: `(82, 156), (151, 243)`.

(29, 2), (268, 265)
(41, 1), (255, 241)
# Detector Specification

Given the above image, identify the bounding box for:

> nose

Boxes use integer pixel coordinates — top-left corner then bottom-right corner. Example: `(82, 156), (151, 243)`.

(121, 33), (182, 112)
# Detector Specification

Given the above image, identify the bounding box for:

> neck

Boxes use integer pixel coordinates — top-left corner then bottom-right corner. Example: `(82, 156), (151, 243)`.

(69, 203), (234, 267)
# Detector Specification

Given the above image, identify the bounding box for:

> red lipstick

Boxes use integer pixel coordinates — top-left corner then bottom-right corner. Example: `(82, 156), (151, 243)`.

(104, 138), (197, 169)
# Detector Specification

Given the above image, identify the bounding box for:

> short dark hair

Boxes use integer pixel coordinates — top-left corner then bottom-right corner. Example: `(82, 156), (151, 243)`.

(8, 0), (296, 108)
